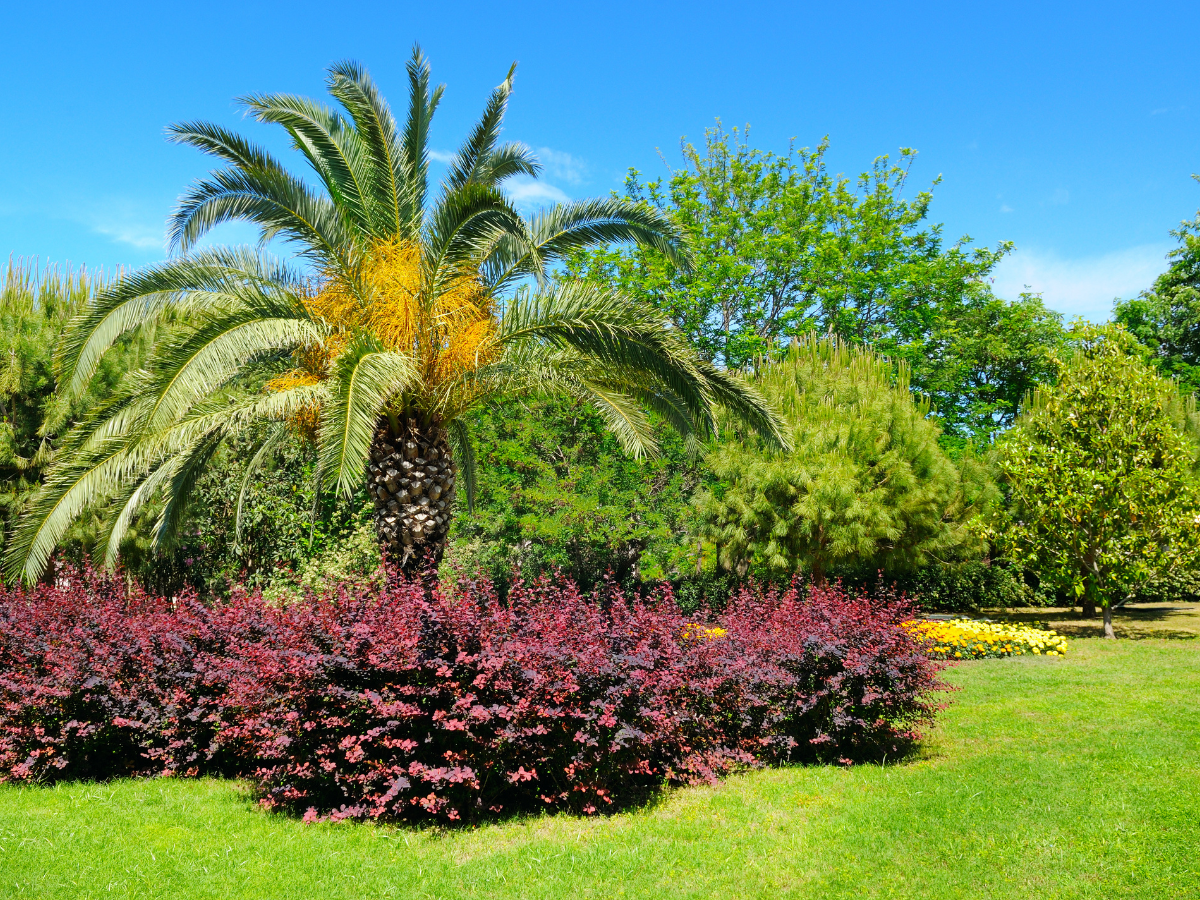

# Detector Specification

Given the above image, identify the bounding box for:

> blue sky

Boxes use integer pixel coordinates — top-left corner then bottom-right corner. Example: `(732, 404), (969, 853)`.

(2, 0), (1197, 321)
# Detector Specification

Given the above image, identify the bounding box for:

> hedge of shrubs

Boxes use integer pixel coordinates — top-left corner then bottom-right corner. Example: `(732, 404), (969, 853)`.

(0, 567), (944, 823)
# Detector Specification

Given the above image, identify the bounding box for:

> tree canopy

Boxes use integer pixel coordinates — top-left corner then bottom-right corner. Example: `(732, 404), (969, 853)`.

(1114, 185), (1200, 395)
(993, 324), (1200, 636)
(566, 124), (1063, 444)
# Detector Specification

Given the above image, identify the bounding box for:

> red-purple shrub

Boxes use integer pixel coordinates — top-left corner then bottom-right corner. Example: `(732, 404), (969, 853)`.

(0, 568), (944, 823)
(0, 568), (226, 781)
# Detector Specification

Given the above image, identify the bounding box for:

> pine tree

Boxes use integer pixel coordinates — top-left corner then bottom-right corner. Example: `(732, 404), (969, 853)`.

(694, 336), (991, 583)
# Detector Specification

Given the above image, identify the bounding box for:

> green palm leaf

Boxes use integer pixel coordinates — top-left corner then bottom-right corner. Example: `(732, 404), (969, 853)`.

(317, 335), (417, 497)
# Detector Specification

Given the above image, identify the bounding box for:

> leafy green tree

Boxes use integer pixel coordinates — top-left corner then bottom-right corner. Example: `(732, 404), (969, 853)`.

(921, 292), (1065, 448)
(568, 125), (836, 368)
(566, 124), (1060, 443)
(1114, 187), (1200, 395)
(694, 336), (992, 584)
(993, 324), (1200, 637)
(8, 50), (780, 583)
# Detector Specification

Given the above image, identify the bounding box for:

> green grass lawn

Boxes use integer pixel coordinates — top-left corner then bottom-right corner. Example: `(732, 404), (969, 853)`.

(3, 638), (1198, 899)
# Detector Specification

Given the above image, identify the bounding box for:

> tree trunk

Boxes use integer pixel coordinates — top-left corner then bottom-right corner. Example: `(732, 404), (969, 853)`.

(367, 417), (456, 579)
(1081, 574), (1098, 619)
(811, 554), (827, 589)
(1102, 604), (1116, 639)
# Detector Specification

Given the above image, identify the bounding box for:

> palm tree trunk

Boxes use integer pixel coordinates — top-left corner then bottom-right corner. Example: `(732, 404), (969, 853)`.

(367, 417), (456, 578)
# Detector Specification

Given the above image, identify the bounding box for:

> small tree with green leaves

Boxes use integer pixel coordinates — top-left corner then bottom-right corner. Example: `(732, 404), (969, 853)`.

(694, 336), (991, 584)
(994, 324), (1200, 637)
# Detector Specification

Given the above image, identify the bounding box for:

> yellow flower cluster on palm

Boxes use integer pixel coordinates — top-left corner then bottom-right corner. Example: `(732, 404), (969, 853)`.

(904, 619), (1068, 660)
(267, 239), (498, 436)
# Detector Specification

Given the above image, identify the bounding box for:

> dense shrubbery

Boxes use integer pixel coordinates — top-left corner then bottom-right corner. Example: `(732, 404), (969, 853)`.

(0, 566), (942, 822)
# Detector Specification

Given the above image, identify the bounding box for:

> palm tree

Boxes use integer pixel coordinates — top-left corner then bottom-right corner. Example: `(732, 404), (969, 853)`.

(7, 48), (782, 582)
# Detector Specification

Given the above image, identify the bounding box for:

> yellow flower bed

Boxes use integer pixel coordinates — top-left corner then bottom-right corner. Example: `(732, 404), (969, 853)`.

(904, 618), (1067, 660)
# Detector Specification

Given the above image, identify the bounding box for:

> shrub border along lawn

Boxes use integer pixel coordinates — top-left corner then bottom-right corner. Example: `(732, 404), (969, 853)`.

(0, 568), (940, 823)
(1, 638), (1196, 899)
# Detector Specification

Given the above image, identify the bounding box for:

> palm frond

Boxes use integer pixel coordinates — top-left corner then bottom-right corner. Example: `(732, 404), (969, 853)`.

(327, 57), (427, 238)
(56, 249), (300, 399)
(166, 121), (288, 174)
(693, 358), (788, 451)
(317, 335), (417, 497)
(5, 437), (136, 583)
(485, 198), (691, 287)
(154, 430), (226, 549)
(239, 93), (374, 233)
(575, 382), (658, 458)
(446, 417), (477, 513)
(497, 282), (712, 422)
(444, 64), (539, 191)
(423, 183), (527, 294)
(144, 312), (319, 429)
(473, 143), (541, 185)
(170, 165), (352, 266)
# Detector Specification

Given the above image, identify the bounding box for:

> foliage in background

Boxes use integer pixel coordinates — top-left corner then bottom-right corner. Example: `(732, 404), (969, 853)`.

(445, 396), (704, 591)
(9, 51), (780, 584)
(694, 337), (993, 583)
(919, 291), (1065, 450)
(993, 324), (1200, 636)
(0, 262), (147, 561)
(1114, 187), (1200, 395)
(123, 429), (377, 598)
(565, 125), (1061, 444)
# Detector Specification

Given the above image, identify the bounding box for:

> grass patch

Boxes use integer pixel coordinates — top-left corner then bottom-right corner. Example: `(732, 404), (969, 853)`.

(2, 639), (1197, 899)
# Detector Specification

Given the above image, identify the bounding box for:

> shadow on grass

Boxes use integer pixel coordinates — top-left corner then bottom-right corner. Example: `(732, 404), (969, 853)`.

(979, 603), (1200, 641)
(144, 746), (936, 834)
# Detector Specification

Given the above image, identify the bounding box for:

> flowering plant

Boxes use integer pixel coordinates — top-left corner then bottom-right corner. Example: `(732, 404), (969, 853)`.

(905, 618), (1068, 659)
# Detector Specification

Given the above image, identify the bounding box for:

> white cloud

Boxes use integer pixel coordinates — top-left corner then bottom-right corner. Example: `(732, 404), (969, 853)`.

(1000, 204), (1014, 213)
(90, 216), (164, 251)
(991, 243), (1173, 321)
(535, 147), (588, 185)
(428, 149), (456, 164)
(503, 176), (570, 211)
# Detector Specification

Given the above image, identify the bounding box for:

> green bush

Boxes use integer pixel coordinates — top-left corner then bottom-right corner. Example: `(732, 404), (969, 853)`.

(694, 337), (995, 583)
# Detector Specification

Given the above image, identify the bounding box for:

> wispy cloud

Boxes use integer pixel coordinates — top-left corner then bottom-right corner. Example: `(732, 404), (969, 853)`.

(72, 198), (167, 253)
(1049, 188), (1070, 206)
(89, 216), (164, 251)
(535, 147), (588, 185)
(503, 176), (570, 211)
(999, 203), (1014, 213)
(428, 149), (456, 164)
(991, 243), (1173, 321)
